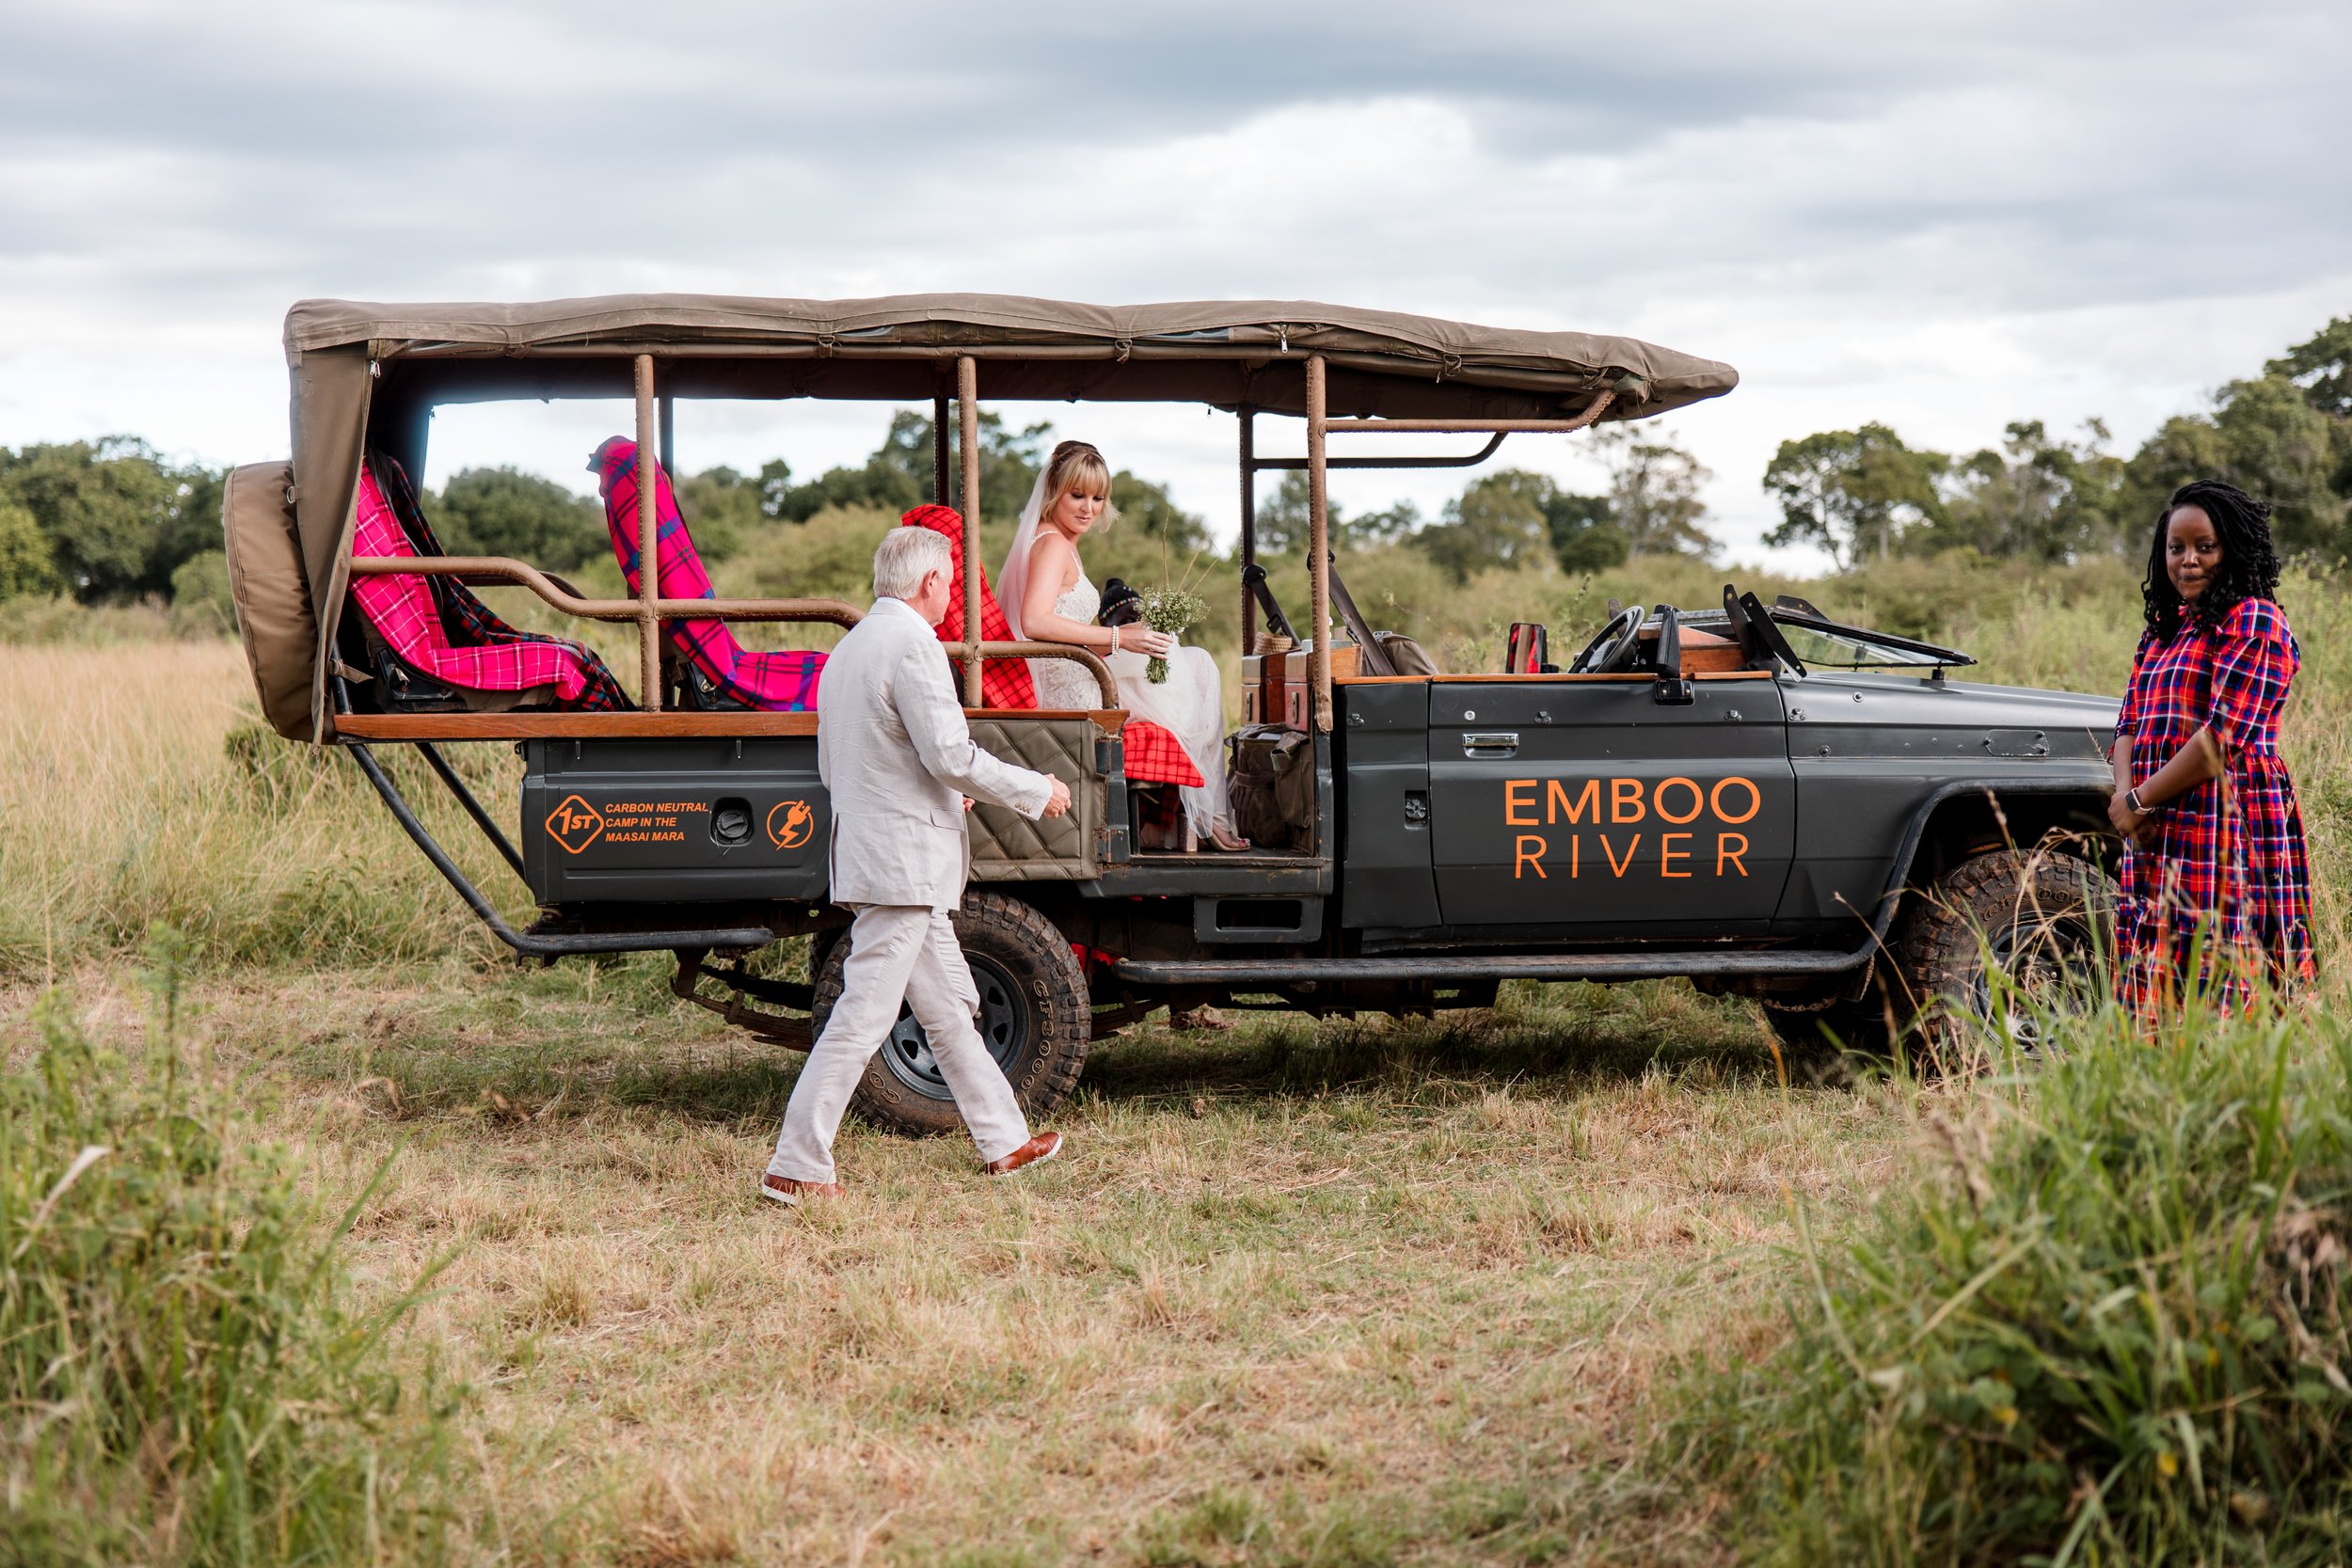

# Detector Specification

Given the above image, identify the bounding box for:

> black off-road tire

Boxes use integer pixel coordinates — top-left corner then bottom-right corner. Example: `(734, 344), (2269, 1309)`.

(1766, 847), (2115, 1062)
(813, 892), (1091, 1138)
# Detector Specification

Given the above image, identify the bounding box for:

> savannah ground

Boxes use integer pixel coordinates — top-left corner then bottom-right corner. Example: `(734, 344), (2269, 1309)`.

(4, 558), (2348, 1563)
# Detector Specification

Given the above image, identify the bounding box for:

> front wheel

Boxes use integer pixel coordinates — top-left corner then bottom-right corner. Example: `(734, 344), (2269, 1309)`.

(1766, 847), (2115, 1061)
(814, 892), (1091, 1138)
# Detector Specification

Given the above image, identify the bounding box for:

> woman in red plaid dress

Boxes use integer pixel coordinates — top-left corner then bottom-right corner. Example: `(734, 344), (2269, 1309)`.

(2108, 481), (2312, 1016)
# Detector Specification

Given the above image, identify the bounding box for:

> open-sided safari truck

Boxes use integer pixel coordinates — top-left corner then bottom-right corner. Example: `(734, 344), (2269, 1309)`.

(224, 294), (2120, 1133)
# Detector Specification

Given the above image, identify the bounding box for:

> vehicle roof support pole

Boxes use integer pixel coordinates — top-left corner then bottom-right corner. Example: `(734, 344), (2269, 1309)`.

(1238, 406), (1257, 654)
(957, 354), (982, 705)
(1306, 354), (1330, 733)
(634, 354), (661, 711)
(932, 378), (951, 503)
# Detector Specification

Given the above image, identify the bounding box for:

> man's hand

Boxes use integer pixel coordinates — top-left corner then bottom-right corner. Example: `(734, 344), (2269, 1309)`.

(1041, 778), (1073, 818)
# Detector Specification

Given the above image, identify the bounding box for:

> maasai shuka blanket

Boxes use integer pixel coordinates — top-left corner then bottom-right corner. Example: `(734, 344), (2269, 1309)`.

(350, 465), (629, 708)
(897, 505), (1203, 788)
(2114, 595), (2313, 1016)
(591, 439), (826, 712)
(900, 503), (1038, 709)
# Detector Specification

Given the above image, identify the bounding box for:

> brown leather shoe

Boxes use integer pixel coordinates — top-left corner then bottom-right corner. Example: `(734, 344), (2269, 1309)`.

(982, 1131), (1062, 1177)
(760, 1172), (844, 1207)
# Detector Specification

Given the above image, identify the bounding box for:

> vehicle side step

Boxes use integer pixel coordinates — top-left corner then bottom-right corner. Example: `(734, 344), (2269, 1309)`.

(1113, 941), (1874, 987)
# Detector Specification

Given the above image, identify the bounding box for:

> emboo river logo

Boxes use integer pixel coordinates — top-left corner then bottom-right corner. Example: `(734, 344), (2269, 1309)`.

(1502, 774), (1762, 880)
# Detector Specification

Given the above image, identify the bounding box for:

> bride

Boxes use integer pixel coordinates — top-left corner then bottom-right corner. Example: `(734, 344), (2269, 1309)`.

(1000, 439), (1248, 851)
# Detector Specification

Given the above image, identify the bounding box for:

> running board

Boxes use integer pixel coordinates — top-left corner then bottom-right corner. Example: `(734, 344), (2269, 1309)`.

(1112, 941), (1874, 987)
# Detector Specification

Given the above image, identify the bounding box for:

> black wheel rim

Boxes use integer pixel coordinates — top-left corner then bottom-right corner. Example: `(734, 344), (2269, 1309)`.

(1970, 914), (2100, 1051)
(876, 953), (1032, 1101)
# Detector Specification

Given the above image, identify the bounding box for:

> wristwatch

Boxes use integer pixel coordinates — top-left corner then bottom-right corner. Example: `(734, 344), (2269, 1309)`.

(2124, 786), (2147, 816)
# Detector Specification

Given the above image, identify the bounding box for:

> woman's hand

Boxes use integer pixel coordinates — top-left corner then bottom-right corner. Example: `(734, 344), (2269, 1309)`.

(1120, 626), (1175, 658)
(2107, 787), (2157, 845)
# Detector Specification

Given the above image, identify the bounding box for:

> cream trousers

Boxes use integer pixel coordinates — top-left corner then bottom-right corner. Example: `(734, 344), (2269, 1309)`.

(767, 905), (1032, 1182)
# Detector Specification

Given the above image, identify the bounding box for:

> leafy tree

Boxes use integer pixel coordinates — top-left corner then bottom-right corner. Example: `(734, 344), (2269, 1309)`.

(168, 548), (235, 633)
(0, 502), (58, 599)
(1110, 470), (1211, 553)
(1251, 471), (1340, 557)
(1416, 469), (1550, 583)
(432, 466), (607, 572)
(2266, 315), (2352, 419)
(1543, 489), (1628, 574)
(763, 409), (1048, 526)
(1761, 422), (1938, 566)
(2121, 374), (2350, 561)
(1927, 420), (2126, 562)
(0, 437), (217, 601)
(1599, 427), (1718, 559)
(675, 465), (764, 560)
(1346, 498), (1423, 548)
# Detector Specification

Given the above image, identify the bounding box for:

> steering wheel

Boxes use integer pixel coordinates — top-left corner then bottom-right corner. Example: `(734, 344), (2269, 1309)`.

(1570, 604), (1646, 673)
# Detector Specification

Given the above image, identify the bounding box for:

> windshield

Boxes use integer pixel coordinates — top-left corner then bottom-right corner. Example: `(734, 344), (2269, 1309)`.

(1774, 623), (1955, 668)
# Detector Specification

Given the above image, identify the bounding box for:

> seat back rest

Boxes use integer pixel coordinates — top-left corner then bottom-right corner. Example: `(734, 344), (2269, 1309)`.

(900, 503), (1037, 709)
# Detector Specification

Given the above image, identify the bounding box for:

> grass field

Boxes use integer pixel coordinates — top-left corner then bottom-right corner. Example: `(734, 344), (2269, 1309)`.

(4, 565), (2347, 1564)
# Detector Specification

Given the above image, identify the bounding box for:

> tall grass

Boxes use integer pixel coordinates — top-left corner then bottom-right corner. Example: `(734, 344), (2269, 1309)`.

(1666, 987), (2352, 1563)
(1, 931), (459, 1564)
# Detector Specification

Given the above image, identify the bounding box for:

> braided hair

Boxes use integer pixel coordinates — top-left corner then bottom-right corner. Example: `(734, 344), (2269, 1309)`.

(2140, 479), (2281, 639)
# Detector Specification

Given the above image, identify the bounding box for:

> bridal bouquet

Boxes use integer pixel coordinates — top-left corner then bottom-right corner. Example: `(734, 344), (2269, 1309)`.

(1137, 586), (1205, 684)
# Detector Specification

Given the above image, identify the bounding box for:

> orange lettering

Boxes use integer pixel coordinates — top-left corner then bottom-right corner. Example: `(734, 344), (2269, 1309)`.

(1570, 834), (1580, 878)
(1601, 832), (1641, 877)
(1710, 776), (1760, 825)
(1612, 778), (1645, 824)
(1661, 832), (1692, 878)
(1515, 834), (1548, 879)
(1505, 779), (1538, 826)
(1547, 778), (1598, 824)
(1717, 833), (1750, 877)
(1654, 777), (1703, 825)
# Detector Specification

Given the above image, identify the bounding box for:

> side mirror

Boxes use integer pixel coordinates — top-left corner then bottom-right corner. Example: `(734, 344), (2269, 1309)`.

(1653, 606), (1694, 705)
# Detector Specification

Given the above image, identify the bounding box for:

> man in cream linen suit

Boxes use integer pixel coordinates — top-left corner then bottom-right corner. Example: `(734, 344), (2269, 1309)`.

(762, 526), (1073, 1205)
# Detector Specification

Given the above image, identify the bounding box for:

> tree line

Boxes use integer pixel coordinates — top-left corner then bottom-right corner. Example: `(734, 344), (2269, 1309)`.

(4, 316), (2346, 616)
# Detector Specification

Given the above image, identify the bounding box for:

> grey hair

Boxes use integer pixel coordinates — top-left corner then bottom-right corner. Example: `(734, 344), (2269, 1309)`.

(872, 525), (953, 600)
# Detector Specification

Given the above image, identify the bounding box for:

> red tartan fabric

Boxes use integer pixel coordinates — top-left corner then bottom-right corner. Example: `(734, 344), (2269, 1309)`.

(2114, 596), (2313, 1016)
(1121, 720), (1205, 788)
(592, 440), (826, 711)
(898, 504), (1037, 708)
(349, 467), (616, 705)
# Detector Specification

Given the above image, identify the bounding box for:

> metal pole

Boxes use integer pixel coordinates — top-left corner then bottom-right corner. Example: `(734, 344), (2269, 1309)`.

(1238, 407), (1257, 654)
(659, 391), (675, 476)
(634, 355), (661, 711)
(1305, 355), (1330, 733)
(932, 384), (952, 503)
(956, 355), (982, 706)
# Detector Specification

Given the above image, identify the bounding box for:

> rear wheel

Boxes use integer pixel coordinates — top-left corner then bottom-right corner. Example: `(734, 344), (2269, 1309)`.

(815, 892), (1091, 1138)
(1766, 847), (2114, 1062)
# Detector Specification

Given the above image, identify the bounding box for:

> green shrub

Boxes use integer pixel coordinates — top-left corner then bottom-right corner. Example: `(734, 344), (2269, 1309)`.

(0, 931), (460, 1564)
(1672, 995), (2352, 1563)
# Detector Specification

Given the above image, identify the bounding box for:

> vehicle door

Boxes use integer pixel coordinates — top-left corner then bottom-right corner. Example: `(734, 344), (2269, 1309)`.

(1426, 671), (1796, 936)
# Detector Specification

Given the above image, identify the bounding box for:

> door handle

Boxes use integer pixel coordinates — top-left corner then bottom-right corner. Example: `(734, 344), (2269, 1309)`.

(1462, 732), (1519, 757)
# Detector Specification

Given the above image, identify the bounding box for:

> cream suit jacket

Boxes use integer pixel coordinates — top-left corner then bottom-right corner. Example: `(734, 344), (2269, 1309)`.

(817, 595), (1056, 911)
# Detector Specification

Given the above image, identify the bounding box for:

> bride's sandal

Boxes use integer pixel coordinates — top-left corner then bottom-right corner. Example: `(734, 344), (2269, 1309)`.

(1209, 823), (1252, 852)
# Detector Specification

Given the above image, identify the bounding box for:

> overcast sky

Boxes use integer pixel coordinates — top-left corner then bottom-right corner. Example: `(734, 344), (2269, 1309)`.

(3, 0), (2345, 568)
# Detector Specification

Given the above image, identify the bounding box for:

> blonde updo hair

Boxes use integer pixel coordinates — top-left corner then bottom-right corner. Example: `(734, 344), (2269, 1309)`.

(1040, 440), (1119, 528)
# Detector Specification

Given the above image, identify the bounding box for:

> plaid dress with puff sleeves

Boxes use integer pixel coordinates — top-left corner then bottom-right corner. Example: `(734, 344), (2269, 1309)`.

(2113, 596), (2313, 1015)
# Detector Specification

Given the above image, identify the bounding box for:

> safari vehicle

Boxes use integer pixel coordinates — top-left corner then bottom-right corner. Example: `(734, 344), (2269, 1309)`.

(223, 293), (2120, 1133)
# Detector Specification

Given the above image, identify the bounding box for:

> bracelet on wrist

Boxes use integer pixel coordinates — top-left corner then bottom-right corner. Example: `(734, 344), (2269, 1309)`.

(1109, 626), (1120, 654)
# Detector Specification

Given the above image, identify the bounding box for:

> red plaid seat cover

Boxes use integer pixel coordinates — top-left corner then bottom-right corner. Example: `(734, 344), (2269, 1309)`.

(592, 439), (826, 711)
(350, 464), (628, 708)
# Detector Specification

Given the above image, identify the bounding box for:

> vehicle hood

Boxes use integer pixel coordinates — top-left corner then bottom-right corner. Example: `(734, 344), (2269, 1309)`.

(1790, 670), (2120, 762)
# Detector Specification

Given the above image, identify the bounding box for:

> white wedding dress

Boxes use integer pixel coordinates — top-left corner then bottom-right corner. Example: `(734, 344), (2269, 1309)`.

(1025, 569), (1236, 843)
